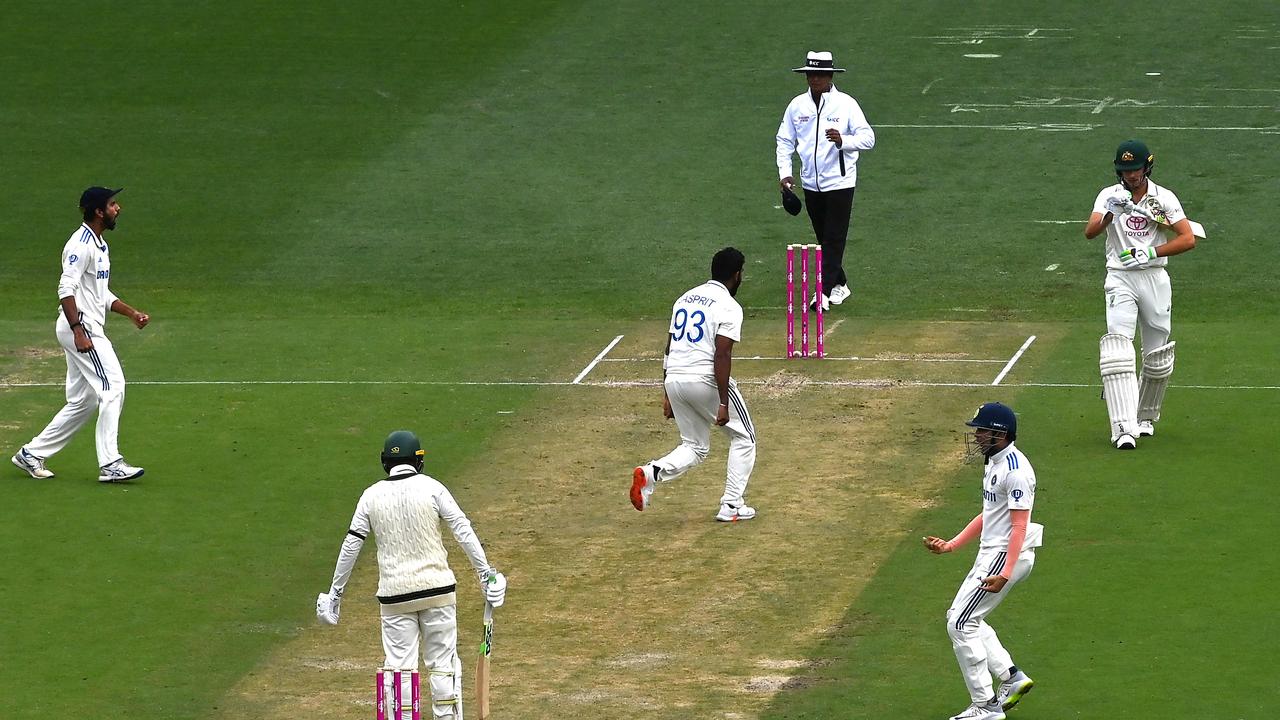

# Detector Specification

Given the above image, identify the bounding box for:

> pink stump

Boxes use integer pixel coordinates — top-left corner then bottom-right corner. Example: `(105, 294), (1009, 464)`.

(814, 244), (824, 358)
(786, 245), (796, 357)
(800, 245), (810, 357)
(411, 671), (421, 720)
(376, 670), (386, 720)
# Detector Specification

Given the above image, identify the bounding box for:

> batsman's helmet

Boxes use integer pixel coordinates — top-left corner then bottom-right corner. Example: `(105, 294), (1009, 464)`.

(1114, 139), (1154, 177)
(966, 402), (1017, 440)
(381, 430), (425, 469)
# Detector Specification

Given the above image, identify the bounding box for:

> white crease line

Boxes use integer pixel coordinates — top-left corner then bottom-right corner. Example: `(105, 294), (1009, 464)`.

(572, 334), (625, 384)
(600, 355), (1006, 364)
(1035, 220), (1083, 224)
(992, 335), (1037, 386)
(584, 379), (1280, 390)
(1137, 125), (1278, 131)
(5, 378), (1277, 390)
(823, 318), (846, 341)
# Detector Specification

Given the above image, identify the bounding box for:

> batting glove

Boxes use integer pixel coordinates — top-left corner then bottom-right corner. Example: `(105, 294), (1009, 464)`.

(1119, 246), (1157, 268)
(1106, 193), (1136, 216)
(483, 571), (507, 608)
(315, 589), (342, 625)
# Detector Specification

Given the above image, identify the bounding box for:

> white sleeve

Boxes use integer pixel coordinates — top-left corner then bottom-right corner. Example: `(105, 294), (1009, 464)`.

(57, 242), (86, 301)
(715, 303), (742, 342)
(1005, 470), (1035, 511)
(776, 103), (797, 179)
(437, 486), (492, 583)
(842, 98), (875, 152)
(1092, 186), (1115, 215)
(329, 495), (371, 593)
(1158, 190), (1186, 224)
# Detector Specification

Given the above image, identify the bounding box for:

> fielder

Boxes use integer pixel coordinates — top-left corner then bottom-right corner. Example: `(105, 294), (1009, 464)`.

(1084, 139), (1198, 449)
(11, 187), (148, 483)
(630, 247), (757, 522)
(316, 431), (506, 720)
(924, 403), (1042, 720)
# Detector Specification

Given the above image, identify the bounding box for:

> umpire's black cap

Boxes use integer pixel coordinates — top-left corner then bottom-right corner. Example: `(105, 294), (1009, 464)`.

(781, 187), (803, 216)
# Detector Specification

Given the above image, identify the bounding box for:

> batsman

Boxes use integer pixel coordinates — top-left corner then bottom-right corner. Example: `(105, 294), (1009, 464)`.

(316, 431), (506, 719)
(1084, 139), (1198, 449)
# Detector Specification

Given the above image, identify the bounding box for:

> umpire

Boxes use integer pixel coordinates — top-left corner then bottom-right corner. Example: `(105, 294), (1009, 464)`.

(775, 51), (876, 311)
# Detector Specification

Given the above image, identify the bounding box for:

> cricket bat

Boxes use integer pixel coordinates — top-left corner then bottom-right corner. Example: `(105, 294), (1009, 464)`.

(476, 602), (494, 719)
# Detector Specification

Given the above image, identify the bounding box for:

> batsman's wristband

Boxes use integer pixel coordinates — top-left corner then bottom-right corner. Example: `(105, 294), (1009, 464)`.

(719, 403), (728, 407)
(69, 322), (82, 329)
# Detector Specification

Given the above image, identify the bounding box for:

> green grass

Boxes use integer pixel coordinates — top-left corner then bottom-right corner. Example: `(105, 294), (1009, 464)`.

(2, 1), (1277, 718)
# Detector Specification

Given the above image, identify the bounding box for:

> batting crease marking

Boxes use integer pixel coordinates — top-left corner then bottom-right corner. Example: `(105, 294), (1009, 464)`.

(572, 334), (625, 385)
(991, 335), (1037, 386)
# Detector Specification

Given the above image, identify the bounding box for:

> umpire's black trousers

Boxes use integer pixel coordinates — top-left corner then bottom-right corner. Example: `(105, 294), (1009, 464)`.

(803, 186), (856, 292)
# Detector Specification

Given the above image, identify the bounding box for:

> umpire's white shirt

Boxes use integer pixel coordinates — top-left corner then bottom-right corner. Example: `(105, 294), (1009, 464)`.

(1093, 181), (1185, 271)
(57, 224), (119, 331)
(979, 444), (1042, 550)
(348, 465), (489, 604)
(663, 280), (742, 378)
(776, 85), (875, 192)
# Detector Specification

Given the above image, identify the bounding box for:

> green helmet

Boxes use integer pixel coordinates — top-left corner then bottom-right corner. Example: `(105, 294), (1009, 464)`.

(1114, 139), (1154, 173)
(380, 430), (424, 466)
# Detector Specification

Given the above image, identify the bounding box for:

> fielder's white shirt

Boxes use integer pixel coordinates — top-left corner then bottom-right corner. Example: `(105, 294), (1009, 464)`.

(57, 224), (119, 331)
(347, 464), (490, 600)
(978, 444), (1041, 550)
(663, 280), (742, 378)
(776, 85), (875, 192)
(1093, 181), (1186, 271)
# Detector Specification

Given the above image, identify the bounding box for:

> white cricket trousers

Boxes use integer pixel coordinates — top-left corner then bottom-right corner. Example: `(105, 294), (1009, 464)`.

(653, 375), (756, 506)
(945, 548), (1036, 705)
(382, 604), (463, 719)
(25, 319), (126, 467)
(1104, 267), (1172, 352)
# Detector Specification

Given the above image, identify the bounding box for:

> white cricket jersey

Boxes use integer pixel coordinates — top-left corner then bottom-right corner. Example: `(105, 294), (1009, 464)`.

(348, 465), (489, 601)
(57, 224), (119, 331)
(1093, 181), (1186, 271)
(663, 280), (742, 378)
(978, 444), (1041, 550)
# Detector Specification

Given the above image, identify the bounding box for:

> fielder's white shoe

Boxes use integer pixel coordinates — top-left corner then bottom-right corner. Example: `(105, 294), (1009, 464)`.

(715, 503), (756, 522)
(808, 293), (830, 312)
(630, 465), (656, 511)
(997, 670), (1035, 710)
(99, 458), (144, 483)
(828, 283), (851, 305)
(948, 700), (1006, 720)
(12, 448), (54, 479)
(1137, 420), (1155, 437)
(1114, 433), (1137, 450)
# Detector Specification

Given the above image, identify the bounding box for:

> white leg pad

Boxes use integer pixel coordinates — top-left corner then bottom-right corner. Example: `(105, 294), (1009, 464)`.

(1100, 333), (1139, 440)
(1138, 341), (1175, 423)
(428, 661), (460, 719)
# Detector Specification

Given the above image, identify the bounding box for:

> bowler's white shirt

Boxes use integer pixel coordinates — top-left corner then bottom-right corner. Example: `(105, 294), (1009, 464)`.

(664, 280), (742, 378)
(57, 224), (119, 331)
(979, 444), (1041, 550)
(1093, 181), (1185, 271)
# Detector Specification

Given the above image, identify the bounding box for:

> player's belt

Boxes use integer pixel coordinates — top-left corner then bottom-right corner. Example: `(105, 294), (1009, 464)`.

(378, 584), (457, 604)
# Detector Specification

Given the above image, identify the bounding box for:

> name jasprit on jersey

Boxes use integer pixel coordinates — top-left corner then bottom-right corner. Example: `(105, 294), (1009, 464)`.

(681, 293), (718, 307)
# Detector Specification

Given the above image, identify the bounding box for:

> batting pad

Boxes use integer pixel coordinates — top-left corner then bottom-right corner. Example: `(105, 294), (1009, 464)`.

(1100, 333), (1139, 438)
(1139, 341), (1176, 423)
